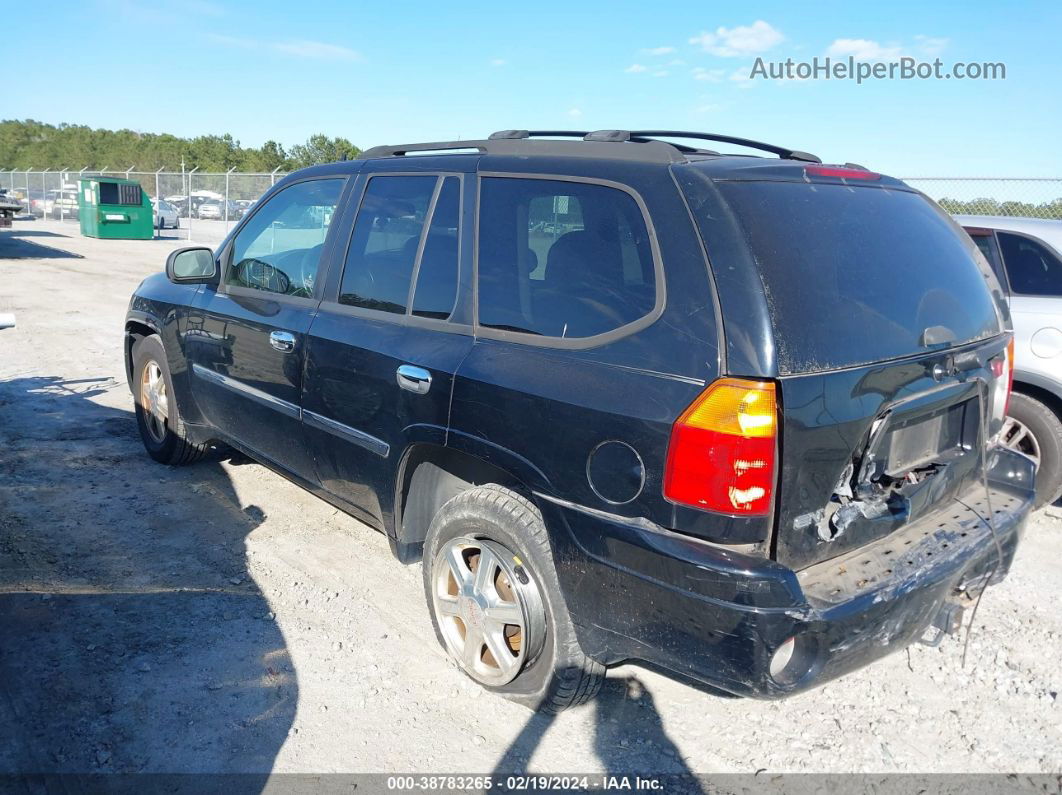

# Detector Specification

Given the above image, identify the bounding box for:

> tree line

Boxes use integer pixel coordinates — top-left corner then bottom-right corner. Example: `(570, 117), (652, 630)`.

(0, 119), (360, 172)
(937, 197), (1062, 220)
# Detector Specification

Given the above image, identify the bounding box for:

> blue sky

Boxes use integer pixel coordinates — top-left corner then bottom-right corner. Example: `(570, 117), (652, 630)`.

(6, 0), (1060, 176)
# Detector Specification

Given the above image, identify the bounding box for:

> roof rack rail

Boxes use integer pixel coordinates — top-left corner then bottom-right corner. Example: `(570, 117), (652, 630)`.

(358, 140), (490, 158)
(358, 129), (820, 164)
(626, 131), (820, 163)
(488, 130), (589, 140)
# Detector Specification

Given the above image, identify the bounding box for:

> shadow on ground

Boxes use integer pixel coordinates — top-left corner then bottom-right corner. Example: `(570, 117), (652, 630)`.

(0, 231), (82, 259)
(0, 376), (294, 777)
(493, 675), (705, 786)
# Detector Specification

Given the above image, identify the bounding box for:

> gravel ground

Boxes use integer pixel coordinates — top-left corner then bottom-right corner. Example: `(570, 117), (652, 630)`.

(1, 218), (1060, 776)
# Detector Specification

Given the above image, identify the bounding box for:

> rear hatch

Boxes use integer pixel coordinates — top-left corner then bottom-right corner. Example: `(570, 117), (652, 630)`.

(677, 162), (1009, 569)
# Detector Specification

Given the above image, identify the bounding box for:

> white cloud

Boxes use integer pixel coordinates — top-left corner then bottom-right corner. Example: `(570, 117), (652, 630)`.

(207, 32), (360, 61)
(667, 58), (686, 66)
(567, 107), (583, 118)
(691, 66), (726, 82)
(729, 66), (755, 88)
(490, 58), (507, 66)
(274, 39), (361, 60)
(625, 63), (647, 73)
(915, 35), (949, 56)
(826, 38), (904, 61)
(643, 46), (675, 56)
(689, 20), (783, 57)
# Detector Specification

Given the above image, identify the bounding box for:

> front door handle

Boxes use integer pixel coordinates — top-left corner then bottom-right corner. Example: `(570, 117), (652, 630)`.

(397, 364), (431, 395)
(269, 330), (296, 353)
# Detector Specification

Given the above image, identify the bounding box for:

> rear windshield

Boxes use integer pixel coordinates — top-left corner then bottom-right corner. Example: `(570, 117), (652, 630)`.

(715, 181), (1002, 374)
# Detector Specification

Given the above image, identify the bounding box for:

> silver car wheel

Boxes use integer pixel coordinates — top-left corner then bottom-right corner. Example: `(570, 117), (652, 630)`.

(1000, 415), (1041, 467)
(139, 360), (170, 443)
(431, 535), (545, 687)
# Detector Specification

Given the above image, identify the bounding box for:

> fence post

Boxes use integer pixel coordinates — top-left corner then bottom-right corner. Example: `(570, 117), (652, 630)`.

(187, 166), (198, 242)
(155, 168), (164, 239)
(41, 168), (50, 218)
(271, 166), (281, 187)
(59, 168), (69, 223)
(126, 165), (135, 180)
(224, 166), (236, 232)
(24, 170), (31, 216)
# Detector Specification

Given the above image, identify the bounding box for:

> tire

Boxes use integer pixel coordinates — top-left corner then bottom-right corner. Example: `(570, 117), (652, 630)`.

(422, 485), (604, 712)
(1003, 391), (1062, 509)
(131, 335), (209, 466)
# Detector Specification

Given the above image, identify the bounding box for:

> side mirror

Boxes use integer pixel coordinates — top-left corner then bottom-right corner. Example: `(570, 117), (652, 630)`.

(166, 247), (218, 284)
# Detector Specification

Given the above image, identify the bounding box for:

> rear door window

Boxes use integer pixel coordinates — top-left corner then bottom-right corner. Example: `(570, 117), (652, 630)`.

(476, 177), (657, 339)
(339, 175), (437, 314)
(998, 231), (1062, 297)
(411, 177), (461, 319)
(710, 181), (1002, 373)
(339, 175), (463, 318)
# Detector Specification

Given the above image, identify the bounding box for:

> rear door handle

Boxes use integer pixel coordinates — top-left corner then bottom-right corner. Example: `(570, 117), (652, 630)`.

(269, 330), (296, 353)
(397, 364), (431, 395)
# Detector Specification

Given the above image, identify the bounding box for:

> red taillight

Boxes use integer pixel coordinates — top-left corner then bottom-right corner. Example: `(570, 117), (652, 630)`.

(990, 337), (1016, 421)
(663, 378), (778, 516)
(1004, 337), (1015, 416)
(805, 165), (880, 180)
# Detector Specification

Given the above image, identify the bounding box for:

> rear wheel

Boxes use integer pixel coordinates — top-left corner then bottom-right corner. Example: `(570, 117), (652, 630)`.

(1001, 391), (1062, 509)
(132, 335), (209, 465)
(422, 485), (603, 712)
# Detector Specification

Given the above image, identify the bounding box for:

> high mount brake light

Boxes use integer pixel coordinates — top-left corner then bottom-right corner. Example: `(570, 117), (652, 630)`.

(805, 165), (881, 181)
(664, 378), (778, 516)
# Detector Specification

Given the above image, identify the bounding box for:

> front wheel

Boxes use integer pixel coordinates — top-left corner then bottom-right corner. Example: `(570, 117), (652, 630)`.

(1001, 391), (1062, 509)
(422, 485), (603, 712)
(132, 335), (209, 466)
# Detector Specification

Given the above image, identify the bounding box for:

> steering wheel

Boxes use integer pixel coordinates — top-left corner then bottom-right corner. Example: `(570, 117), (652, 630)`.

(233, 258), (291, 294)
(274, 244), (324, 298)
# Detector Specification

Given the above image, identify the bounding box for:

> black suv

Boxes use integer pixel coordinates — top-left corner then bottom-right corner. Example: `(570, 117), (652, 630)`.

(126, 130), (1035, 712)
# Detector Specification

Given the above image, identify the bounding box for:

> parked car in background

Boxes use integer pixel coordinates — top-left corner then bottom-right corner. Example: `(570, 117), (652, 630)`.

(234, 199), (255, 218)
(196, 200), (223, 220)
(126, 129), (1034, 712)
(44, 188), (80, 219)
(151, 198), (180, 229)
(23, 189), (46, 217)
(958, 215), (1062, 508)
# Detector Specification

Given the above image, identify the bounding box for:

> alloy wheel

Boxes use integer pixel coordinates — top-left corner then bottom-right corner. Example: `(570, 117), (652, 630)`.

(431, 536), (545, 686)
(139, 360), (170, 443)
(1000, 415), (1041, 466)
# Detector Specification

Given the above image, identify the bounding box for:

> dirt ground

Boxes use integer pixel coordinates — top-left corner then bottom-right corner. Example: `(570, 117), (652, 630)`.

(1, 218), (1060, 776)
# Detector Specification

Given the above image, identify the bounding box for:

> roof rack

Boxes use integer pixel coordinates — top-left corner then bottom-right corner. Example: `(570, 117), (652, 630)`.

(358, 129), (820, 164)
(625, 130), (820, 163)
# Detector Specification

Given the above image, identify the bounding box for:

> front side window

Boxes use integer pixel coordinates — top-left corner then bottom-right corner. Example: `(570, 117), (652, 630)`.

(476, 177), (657, 339)
(226, 178), (344, 298)
(998, 231), (1062, 297)
(340, 175), (460, 318)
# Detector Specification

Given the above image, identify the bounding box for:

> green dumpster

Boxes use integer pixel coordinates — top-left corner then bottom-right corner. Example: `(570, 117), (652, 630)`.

(78, 177), (154, 239)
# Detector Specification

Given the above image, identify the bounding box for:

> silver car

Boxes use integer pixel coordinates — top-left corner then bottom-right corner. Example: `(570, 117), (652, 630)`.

(958, 215), (1062, 508)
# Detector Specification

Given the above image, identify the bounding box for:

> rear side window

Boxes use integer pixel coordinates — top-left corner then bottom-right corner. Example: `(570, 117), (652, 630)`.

(477, 177), (656, 339)
(998, 231), (1062, 297)
(712, 182), (1002, 373)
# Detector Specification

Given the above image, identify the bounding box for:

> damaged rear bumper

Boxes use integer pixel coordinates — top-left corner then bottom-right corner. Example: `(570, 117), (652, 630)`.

(543, 446), (1035, 698)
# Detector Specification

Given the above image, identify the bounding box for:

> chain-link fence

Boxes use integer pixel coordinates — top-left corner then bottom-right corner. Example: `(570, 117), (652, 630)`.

(3, 171), (1062, 228)
(900, 178), (1062, 219)
(0, 168), (289, 241)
